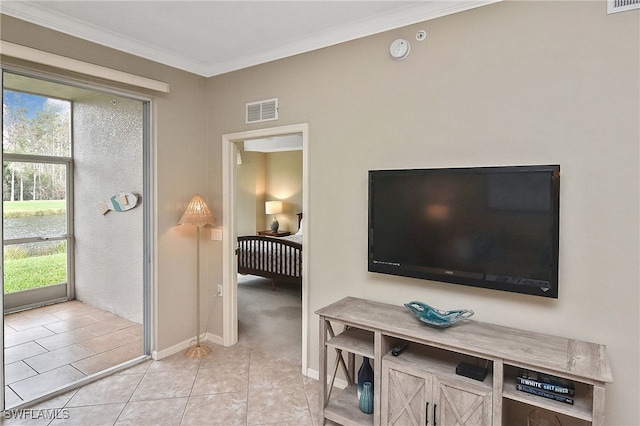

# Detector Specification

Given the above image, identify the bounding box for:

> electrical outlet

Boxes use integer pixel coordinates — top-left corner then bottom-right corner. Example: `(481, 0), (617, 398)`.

(217, 285), (223, 296)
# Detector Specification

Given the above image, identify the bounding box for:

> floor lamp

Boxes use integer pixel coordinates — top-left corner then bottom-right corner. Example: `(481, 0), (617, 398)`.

(178, 193), (215, 358)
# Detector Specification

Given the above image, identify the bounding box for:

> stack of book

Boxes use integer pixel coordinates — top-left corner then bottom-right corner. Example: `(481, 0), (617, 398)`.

(516, 370), (575, 405)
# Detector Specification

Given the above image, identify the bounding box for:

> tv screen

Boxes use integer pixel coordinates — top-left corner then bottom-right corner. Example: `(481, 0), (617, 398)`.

(368, 165), (560, 298)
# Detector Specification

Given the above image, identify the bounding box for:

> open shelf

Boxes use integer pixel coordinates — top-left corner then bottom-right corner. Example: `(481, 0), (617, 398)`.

(503, 366), (593, 422)
(383, 343), (493, 389)
(324, 385), (373, 426)
(326, 327), (375, 358)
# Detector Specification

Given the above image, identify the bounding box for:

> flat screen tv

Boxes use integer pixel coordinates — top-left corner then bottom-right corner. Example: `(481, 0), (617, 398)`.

(368, 165), (560, 298)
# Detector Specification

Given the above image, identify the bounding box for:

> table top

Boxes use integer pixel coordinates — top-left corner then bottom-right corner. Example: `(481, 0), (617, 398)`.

(316, 297), (612, 384)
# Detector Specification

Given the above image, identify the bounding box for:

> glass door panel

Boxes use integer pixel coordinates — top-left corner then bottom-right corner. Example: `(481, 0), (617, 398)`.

(3, 160), (70, 311)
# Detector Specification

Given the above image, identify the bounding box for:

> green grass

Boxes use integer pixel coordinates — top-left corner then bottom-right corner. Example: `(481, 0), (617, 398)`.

(3, 200), (66, 218)
(3, 201), (67, 292)
(3, 253), (67, 293)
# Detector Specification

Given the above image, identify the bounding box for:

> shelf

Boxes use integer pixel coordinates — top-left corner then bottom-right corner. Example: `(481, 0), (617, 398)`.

(503, 368), (593, 422)
(324, 385), (373, 426)
(383, 344), (493, 390)
(327, 327), (375, 359)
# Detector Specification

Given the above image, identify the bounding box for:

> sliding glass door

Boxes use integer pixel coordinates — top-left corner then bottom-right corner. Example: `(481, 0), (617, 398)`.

(2, 69), (150, 410)
(3, 88), (73, 312)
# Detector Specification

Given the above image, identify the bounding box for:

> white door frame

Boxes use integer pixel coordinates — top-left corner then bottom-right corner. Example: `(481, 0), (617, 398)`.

(222, 123), (309, 373)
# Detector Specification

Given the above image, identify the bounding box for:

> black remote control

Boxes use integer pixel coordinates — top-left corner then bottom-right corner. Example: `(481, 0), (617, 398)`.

(391, 342), (409, 356)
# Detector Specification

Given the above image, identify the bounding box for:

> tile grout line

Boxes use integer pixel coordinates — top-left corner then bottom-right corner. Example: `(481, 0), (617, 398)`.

(111, 360), (152, 425)
(178, 355), (203, 425)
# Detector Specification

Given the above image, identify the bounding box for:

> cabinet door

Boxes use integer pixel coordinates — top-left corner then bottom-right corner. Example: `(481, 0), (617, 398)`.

(382, 364), (431, 426)
(432, 376), (492, 426)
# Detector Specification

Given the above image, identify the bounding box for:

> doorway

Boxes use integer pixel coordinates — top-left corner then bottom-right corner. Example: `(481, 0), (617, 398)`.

(2, 69), (152, 409)
(222, 124), (309, 373)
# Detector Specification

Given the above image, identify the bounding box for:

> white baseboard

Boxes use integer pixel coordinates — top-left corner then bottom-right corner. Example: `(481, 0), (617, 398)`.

(305, 368), (348, 389)
(206, 332), (224, 346)
(151, 333), (223, 360)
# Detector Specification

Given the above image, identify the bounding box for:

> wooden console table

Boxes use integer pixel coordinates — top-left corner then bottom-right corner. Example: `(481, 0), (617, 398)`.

(317, 297), (612, 426)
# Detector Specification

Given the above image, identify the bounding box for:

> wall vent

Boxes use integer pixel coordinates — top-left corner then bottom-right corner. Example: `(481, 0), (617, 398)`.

(607, 0), (640, 14)
(246, 98), (278, 123)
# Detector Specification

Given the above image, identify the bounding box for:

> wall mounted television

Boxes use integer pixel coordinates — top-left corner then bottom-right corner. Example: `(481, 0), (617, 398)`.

(368, 165), (560, 298)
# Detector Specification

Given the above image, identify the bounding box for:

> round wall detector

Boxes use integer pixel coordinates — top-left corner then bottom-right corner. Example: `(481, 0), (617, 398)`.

(390, 39), (410, 61)
(416, 30), (427, 41)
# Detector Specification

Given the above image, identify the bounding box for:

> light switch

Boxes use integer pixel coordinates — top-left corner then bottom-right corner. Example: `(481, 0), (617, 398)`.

(210, 227), (223, 241)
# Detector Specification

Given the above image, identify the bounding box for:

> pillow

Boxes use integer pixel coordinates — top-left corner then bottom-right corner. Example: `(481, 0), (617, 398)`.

(295, 219), (303, 236)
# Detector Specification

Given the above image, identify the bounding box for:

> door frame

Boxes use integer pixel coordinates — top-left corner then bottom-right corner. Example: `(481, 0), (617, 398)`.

(222, 123), (309, 373)
(1, 68), (154, 410)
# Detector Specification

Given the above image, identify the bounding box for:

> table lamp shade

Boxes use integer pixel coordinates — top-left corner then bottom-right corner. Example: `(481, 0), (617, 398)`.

(265, 200), (283, 215)
(178, 193), (215, 228)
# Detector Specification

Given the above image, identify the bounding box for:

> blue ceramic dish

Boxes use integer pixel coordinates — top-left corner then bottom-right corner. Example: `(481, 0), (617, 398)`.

(404, 301), (474, 328)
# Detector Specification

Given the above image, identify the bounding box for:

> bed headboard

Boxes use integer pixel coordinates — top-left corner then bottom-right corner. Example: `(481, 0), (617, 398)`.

(297, 213), (303, 228)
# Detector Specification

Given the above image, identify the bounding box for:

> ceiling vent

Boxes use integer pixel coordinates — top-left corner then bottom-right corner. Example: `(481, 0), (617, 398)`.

(246, 98), (278, 124)
(607, 0), (640, 13)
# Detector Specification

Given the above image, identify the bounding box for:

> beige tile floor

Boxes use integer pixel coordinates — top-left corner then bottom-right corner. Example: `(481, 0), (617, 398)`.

(2, 345), (324, 425)
(3, 301), (328, 425)
(4, 300), (143, 407)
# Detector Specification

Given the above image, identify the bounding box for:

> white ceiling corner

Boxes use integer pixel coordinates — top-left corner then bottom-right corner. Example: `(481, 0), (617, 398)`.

(0, 1), (501, 78)
(244, 135), (303, 153)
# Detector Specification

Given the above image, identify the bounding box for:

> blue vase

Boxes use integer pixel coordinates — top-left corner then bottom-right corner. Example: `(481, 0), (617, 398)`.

(357, 357), (374, 399)
(359, 381), (374, 414)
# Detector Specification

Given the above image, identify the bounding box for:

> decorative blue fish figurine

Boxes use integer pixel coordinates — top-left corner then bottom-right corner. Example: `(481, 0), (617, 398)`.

(404, 301), (474, 328)
(97, 192), (138, 215)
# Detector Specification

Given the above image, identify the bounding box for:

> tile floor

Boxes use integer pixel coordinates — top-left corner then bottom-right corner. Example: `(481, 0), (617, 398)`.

(2, 344), (324, 425)
(3, 300), (329, 425)
(4, 301), (143, 407)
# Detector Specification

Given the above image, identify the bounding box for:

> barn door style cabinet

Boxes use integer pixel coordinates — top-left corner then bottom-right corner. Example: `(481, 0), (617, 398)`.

(317, 297), (612, 426)
(382, 346), (492, 425)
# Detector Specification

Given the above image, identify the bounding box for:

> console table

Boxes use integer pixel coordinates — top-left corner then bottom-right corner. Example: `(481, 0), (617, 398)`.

(317, 297), (612, 426)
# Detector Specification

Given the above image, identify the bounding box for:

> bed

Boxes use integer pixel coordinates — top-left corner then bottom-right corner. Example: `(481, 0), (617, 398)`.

(237, 213), (302, 290)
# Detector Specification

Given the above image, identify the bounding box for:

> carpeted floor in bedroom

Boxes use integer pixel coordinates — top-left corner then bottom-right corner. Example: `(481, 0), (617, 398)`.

(237, 274), (302, 365)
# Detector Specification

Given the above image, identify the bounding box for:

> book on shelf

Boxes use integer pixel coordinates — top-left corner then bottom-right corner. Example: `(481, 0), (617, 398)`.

(516, 376), (575, 396)
(516, 384), (575, 405)
(518, 370), (575, 396)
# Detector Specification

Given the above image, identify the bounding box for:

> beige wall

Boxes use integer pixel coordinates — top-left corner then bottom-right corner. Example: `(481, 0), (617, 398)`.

(1, 15), (215, 353)
(2, 1), (639, 423)
(265, 151), (303, 233)
(207, 2), (639, 424)
(237, 151), (266, 236)
(237, 150), (303, 234)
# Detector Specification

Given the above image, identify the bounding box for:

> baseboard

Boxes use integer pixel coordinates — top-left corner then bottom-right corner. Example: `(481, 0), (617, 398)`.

(205, 332), (224, 346)
(152, 333), (223, 360)
(306, 368), (348, 389)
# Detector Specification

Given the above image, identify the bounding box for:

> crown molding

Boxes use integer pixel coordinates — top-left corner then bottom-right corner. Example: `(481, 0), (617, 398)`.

(1, 1), (500, 78)
(201, 0), (501, 77)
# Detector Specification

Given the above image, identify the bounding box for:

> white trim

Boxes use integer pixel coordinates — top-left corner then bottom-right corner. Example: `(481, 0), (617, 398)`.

(305, 368), (348, 390)
(151, 333), (222, 360)
(222, 124), (309, 374)
(1, 1), (500, 77)
(0, 41), (170, 93)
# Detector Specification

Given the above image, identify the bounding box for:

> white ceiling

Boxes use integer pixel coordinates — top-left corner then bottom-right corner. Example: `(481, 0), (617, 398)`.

(0, 1), (497, 78)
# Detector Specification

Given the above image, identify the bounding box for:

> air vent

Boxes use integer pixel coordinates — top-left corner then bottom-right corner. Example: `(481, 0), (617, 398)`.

(607, 0), (640, 13)
(246, 98), (278, 123)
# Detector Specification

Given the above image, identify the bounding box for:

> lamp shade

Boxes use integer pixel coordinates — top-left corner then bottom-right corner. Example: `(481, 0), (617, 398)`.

(265, 200), (283, 215)
(178, 193), (215, 228)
